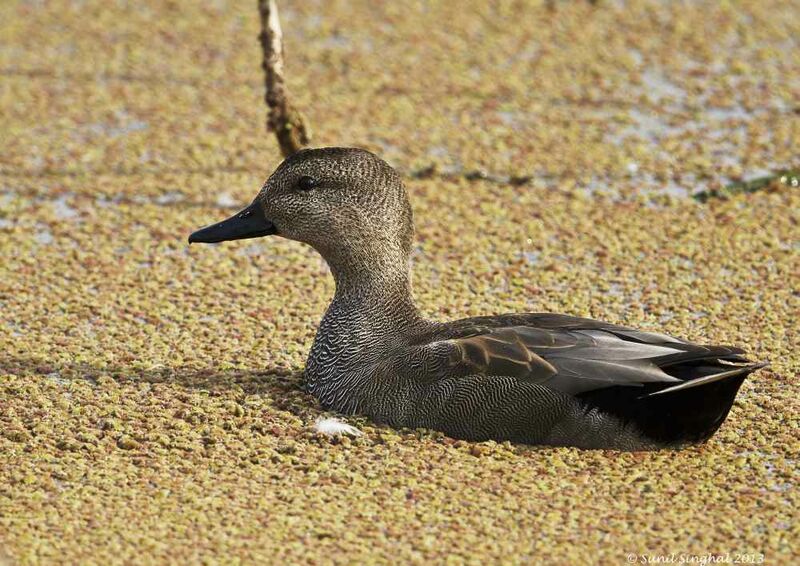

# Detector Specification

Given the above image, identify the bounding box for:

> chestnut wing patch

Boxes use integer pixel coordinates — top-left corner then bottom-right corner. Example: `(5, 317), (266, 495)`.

(448, 326), (572, 382)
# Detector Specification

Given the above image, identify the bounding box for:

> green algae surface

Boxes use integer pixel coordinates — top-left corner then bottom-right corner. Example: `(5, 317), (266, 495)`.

(1, 1), (798, 564)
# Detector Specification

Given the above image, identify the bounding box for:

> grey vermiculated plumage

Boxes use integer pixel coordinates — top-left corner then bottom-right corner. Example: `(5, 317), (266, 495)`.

(190, 147), (768, 450)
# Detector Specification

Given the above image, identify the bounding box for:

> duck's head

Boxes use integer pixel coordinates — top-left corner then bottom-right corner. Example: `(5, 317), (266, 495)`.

(189, 147), (414, 272)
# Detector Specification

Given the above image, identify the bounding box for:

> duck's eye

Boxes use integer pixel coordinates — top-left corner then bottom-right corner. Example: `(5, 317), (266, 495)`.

(296, 176), (317, 191)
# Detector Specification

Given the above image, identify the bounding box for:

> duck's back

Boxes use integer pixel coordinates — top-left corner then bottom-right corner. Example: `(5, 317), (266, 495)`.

(329, 313), (765, 450)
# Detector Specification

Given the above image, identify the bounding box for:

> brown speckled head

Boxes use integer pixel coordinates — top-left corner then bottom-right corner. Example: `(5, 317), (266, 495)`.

(257, 147), (414, 262)
(190, 147), (415, 284)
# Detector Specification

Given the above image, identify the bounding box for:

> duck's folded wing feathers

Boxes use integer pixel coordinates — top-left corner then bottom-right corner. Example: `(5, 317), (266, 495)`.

(360, 316), (763, 447)
(422, 316), (751, 396)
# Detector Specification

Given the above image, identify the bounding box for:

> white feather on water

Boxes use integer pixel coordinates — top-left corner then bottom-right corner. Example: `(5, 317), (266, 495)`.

(314, 416), (363, 437)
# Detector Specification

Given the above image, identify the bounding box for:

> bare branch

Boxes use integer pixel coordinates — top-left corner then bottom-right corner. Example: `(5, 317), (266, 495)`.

(257, 0), (311, 157)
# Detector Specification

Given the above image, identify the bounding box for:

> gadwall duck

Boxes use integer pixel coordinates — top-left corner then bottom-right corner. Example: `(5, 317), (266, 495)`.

(189, 147), (766, 450)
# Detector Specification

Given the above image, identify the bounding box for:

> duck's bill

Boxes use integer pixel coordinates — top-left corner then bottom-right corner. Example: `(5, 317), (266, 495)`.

(188, 201), (276, 244)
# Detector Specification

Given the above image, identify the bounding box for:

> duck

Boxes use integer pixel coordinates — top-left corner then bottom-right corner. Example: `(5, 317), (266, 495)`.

(189, 147), (767, 450)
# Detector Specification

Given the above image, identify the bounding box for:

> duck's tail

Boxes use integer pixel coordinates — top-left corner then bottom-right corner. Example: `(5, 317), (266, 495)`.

(581, 356), (767, 446)
(645, 361), (768, 397)
(641, 359), (767, 445)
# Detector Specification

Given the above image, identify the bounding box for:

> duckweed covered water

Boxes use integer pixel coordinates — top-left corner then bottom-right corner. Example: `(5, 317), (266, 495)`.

(1, 0), (798, 564)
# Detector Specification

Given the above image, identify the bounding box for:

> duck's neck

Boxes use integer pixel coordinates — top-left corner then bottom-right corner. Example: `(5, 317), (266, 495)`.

(326, 242), (422, 331)
(305, 242), (423, 395)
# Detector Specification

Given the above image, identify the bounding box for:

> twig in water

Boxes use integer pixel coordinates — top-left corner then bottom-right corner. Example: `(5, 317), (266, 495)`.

(257, 0), (311, 157)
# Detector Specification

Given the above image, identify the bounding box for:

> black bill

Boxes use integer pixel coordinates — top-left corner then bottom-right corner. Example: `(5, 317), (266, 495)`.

(188, 201), (276, 244)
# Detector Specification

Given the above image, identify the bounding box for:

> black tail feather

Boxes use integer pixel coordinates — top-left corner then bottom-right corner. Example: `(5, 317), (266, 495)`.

(578, 360), (765, 445)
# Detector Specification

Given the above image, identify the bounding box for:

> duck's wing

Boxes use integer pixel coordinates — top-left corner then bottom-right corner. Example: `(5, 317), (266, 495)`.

(418, 313), (756, 396)
(360, 314), (764, 448)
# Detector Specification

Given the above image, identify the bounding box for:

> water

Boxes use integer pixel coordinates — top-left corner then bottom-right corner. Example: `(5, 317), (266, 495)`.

(155, 191), (186, 205)
(51, 195), (79, 219)
(216, 193), (239, 208)
(84, 110), (148, 139)
(641, 69), (687, 102)
(34, 228), (54, 245)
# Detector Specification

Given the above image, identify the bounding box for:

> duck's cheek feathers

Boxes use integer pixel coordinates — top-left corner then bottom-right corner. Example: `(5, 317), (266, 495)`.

(265, 206), (341, 245)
